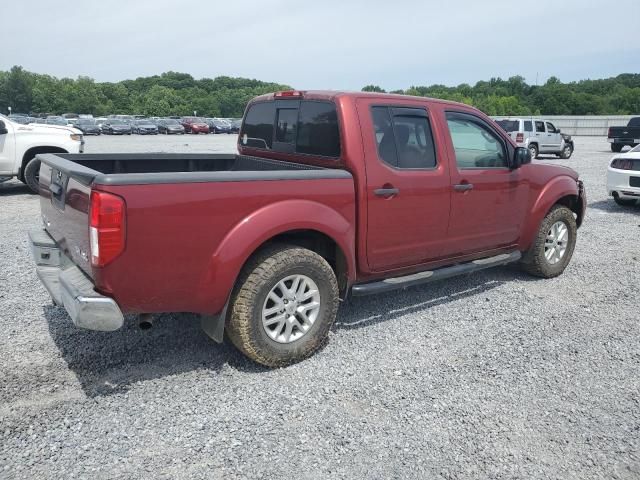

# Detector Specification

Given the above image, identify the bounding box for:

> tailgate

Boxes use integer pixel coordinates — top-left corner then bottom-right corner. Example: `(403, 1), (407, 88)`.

(38, 160), (94, 279)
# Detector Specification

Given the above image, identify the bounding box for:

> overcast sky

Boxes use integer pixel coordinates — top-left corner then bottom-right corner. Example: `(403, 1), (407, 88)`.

(2, 0), (638, 90)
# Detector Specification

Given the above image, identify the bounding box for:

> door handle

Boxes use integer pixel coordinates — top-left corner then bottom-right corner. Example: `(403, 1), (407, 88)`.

(374, 187), (399, 198)
(453, 183), (474, 192)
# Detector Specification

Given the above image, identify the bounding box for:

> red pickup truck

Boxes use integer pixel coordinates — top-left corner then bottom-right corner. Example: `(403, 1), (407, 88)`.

(30, 91), (586, 367)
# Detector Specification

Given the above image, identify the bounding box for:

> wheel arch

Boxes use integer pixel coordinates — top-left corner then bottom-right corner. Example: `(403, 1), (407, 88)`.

(20, 146), (68, 181)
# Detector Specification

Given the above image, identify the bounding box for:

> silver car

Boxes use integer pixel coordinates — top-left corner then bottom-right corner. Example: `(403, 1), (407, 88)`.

(495, 118), (574, 159)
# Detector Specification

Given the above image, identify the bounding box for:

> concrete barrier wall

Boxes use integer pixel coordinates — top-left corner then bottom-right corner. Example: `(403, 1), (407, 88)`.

(491, 115), (638, 136)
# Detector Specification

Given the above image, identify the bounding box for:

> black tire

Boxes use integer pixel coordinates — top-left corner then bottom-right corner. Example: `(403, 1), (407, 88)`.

(226, 244), (339, 367)
(528, 143), (539, 159)
(560, 144), (573, 159)
(613, 194), (637, 206)
(24, 158), (41, 194)
(611, 143), (623, 153)
(520, 205), (577, 278)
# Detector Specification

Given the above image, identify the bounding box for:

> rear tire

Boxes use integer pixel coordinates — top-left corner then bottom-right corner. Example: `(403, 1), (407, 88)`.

(528, 143), (539, 159)
(226, 244), (339, 367)
(611, 143), (623, 153)
(24, 158), (41, 194)
(520, 205), (577, 278)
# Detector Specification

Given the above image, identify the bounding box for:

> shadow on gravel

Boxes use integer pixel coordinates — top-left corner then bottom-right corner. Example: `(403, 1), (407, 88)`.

(43, 307), (262, 397)
(336, 265), (529, 330)
(589, 199), (640, 216)
(0, 182), (33, 196)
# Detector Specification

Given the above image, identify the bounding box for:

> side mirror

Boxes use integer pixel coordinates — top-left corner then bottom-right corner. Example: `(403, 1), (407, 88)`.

(0, 120), (7, 135)
(512, 147), (531, 169)
(555, 128), (561, 133)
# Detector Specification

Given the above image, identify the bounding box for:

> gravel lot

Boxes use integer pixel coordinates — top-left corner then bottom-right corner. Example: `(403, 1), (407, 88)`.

(1, 135), (638, 479)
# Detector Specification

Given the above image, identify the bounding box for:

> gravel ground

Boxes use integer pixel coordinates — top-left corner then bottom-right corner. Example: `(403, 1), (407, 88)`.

(0, 135), (638, 479)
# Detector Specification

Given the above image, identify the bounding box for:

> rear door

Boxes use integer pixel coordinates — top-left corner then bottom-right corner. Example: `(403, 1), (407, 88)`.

(357, 99), (451, 271)
(443, 111), (528, 256)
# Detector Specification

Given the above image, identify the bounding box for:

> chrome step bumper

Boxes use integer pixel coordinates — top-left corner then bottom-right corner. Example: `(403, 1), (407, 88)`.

(29, 229), (124, 331)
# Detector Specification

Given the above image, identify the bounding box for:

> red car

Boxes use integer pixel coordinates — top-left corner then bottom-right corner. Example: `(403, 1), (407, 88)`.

(180, 116), (210, 134)
(31, 91), (586, 367)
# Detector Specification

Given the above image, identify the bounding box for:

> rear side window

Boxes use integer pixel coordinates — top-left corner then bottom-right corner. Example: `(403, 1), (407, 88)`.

(241, 102), (275, 149)
(296, 101), (340, 157)
(524, 121), (533, 132)
(371, 106), (437, 169)
(535, 121), (545, 133)
(241, 100), (340, 158)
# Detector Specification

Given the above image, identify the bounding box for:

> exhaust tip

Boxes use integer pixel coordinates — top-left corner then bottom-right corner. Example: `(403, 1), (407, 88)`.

(138, 314), (153, 330)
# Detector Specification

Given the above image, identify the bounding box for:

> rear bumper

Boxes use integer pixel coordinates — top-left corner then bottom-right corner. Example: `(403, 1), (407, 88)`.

(607, 169), (640, 198)
(608, 138), (639, 144)
(29, 229), (124, 331)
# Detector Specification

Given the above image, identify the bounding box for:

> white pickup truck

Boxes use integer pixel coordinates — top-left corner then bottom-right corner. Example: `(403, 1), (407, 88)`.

(0, 114), (84, 193)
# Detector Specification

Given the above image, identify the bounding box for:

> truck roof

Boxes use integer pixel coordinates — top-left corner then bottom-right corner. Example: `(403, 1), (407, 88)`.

(249, 90), (471, 109)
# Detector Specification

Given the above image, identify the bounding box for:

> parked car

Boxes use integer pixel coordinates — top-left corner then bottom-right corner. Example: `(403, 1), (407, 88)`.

(495, 118), (574, 159)
(230, 118), (242, 133)
(607, 144), (640, 206)
(101, 119), (132, 135)
(75, 118), (102, 136)
(0, 113), (83, 193)
(608, 117), (640, 152)
(181, 116), (210, 134)
(157, 118), (185, 134)
(95, 118), (108, 132)
(46, 116), (68, 126)
(8, 114), (34, 125)
(29, 90), (586, 367)
(207, 118), (233, 134)
(132, 119), (159, 135)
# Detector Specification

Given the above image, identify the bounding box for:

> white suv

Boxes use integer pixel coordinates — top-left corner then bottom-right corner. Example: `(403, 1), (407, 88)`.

(495, 118), (574, 159)
(0, 114), (84, 193)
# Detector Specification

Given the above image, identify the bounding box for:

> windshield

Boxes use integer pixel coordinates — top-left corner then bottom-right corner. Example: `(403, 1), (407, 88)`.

(78, 119), (95, 125)
(109, 119), (125, 125)
(136, 120), (153, 125)
(630, 144), (640, 153)
(164, 119), (179, 125)
(495, 119), (520, 132)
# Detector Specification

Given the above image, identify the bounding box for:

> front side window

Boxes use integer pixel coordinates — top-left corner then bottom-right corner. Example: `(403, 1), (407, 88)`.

(546, 122), (556, 133)
(371, 106), (436, 169)
(446, 112), (507, 169)
(535, 121), (545, 133)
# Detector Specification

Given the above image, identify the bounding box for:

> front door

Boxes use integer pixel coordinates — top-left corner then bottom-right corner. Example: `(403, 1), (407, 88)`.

(444, 111), (528, 256)
(0, 118), (15, 175)
(545, 121), (562, 151)
(357, 100), (451, 272)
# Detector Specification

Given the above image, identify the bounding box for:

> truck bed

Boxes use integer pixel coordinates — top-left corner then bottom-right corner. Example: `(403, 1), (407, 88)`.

(36, 153), (355, 315)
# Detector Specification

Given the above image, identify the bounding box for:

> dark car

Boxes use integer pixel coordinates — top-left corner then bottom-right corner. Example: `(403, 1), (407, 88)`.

(46, 116), (68, 126)
(230, 118), (242, 134)
(181, 117), (210, 134)
(132, 119), (159, 135)
(102, 119), (132, 135)
(157, 119), (185, 135)
(207, 118), (233, 134)
(75, 118), (102, 135)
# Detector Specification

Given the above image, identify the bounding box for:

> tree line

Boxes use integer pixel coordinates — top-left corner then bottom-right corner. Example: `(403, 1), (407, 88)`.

(1, 65), (639, 117)
(363, 74), (640, 116)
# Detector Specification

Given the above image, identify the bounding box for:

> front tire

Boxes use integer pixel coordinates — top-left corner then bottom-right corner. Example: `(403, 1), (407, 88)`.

(226, 245), (339, 367)
(520, 205), (577, 278)
(560, 144), (573, 159)
(24, 158), (41, 194)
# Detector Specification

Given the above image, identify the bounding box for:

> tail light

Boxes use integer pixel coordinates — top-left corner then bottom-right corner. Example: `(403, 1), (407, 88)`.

(89, 191), (126, 267)
(515, 132), (524, 143)
(608, 128), (612, 137)
(611, 158), (637, 170)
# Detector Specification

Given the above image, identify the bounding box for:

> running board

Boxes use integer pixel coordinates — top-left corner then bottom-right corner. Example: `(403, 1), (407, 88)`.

(351, 251), (521, 296)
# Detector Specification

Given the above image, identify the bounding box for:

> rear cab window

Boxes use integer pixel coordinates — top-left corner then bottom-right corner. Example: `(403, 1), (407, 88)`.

(240, 99), (340, 158)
